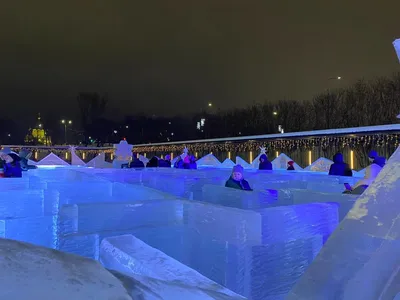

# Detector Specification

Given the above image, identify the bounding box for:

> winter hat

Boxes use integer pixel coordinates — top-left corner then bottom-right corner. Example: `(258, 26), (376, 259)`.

(368, 150), (378, 159)
(287, 161), (294, 166)
(232, 164), (244, 174)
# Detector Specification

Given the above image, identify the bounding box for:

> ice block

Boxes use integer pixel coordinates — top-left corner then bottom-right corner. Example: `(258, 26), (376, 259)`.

(287, 146), (400, 300)
(201, 184), (279, 209)
(0, 190), (44, 219)
(100, 234), (245, 298)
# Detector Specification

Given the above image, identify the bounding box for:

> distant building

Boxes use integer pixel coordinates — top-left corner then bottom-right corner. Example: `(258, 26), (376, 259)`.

(25, 113), (52, 145)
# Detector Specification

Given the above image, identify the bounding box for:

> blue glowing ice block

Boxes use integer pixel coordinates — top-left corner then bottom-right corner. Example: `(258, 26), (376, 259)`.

(284, 189), (359, 221)
(0, 216), (57, 248)
(58, 233), (100, 259)
(0, 190), (44, 219)
(58, 199), (183, 235)
(201, 184), (279, 209)
(394, 38), (400, 63)
(111, 182), (173, 200)
(100, 234), (246, 299)
(287, 146), (400, 300)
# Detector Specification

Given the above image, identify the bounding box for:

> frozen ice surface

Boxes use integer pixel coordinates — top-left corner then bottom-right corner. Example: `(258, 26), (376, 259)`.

(287, 146), (400, 300)
(100, 234), (244, 298)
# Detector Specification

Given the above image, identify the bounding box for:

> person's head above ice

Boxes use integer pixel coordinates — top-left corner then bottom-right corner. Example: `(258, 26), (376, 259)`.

(368, 150), (378, 162)
(259, 154), (268, 163)
(232, 164), (244, 181)
(333, 153), (344, 163)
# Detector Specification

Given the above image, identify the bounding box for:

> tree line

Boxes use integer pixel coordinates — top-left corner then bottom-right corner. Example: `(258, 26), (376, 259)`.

(1, 73), (399, 145)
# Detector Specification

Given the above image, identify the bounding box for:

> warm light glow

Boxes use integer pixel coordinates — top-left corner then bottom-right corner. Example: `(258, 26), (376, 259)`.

(171, 153), (174, 160)
(111, 153), (114, 160)
(273, 111), (278, 116)
(249, 151), (253, 163)
(350, 150), (354, 169)
(34, 151), (38, 160)
(137, 153), (139, 159)
(61, 120), (65, 124)
(276, 151), (279, 158)
(82, 152), (86, 160)
(210, 151), (213, 155)
(68, 120), (72, 124)
(228, 151), (231, 160)
(337, 76), (342, 80)
(161, 155), (164, 159)
(144, 153), (147, 157)
(208, 103), (212, 107)
(308, 151), (312, 165)
(65, 152), (68, 159)
(195, 152), (198, 157)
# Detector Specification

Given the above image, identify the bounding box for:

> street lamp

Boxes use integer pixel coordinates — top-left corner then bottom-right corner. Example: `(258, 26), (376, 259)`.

(61, 119), (72, 144)
(328, 76), (342, 80)
(273, 111), (278, 116)
(208, 103), (212, 107)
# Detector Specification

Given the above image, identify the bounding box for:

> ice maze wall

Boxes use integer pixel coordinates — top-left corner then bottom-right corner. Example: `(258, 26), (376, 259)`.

(287, 146), (400, 300)
(1, 161), (382, 299)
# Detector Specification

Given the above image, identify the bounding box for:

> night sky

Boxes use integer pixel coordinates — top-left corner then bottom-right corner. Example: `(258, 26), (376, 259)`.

(1, 1), (399, 120)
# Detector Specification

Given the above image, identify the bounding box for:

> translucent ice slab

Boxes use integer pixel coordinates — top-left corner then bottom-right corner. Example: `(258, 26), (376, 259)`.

(279, 189), (359, 221)
(0, 216), (58, 248)
(110, 270), (247, 300)
(0, 190), (45, 219)
(100, 234), (245, 298)
(201, 184), (280, 209)
(287, 146), (400, 300)
(145, 176), (226, 199)
(62, 201), (331, 299)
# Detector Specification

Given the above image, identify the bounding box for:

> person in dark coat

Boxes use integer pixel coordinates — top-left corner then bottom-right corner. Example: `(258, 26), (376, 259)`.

(146, 156), (159, 168)
(328, 153), (353, 177)
(259, 154), (272, 170)
(189, 155), (197, 170)
(287, 161), (295, 171)
(174, 156), (184, 169)
(225, 165), (252, 191)
(0, 149), (22, 178)
(129, 157), (145, 169)
(158, 155), (172, 168)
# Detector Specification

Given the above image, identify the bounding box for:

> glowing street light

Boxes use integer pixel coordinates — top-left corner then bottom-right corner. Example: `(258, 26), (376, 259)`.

(273, 111), (278, 116)
(61, 119), (72, 144)
(208, 103), (212, 107)
(328, 76), (342, 80)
